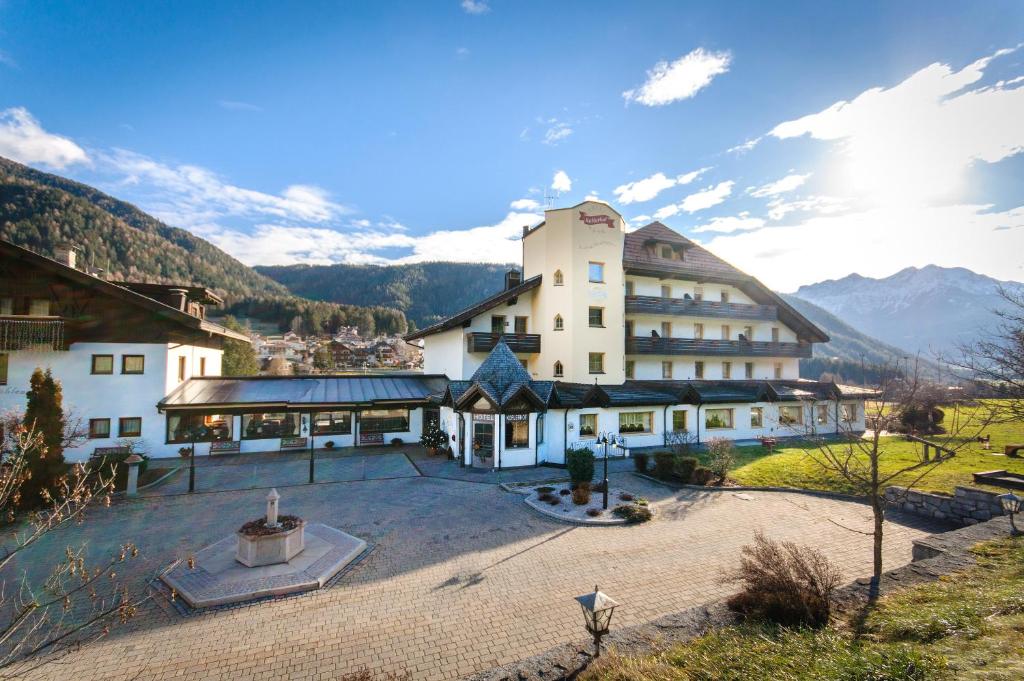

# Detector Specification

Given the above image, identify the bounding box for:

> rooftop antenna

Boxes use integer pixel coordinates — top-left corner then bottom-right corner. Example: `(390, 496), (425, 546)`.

(543, 188), (558, 209)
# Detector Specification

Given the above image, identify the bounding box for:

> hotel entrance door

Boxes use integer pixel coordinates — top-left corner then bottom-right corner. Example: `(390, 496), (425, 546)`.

(472, 419), (494, 467)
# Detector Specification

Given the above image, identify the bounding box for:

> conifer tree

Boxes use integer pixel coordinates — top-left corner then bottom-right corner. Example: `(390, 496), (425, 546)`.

(22, 368), (67, 508)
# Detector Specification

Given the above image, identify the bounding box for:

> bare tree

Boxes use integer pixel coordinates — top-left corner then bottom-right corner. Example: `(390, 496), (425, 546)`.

(0, 418), (146, 676)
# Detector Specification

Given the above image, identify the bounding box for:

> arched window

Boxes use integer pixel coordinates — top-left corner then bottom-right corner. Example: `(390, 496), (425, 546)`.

(553, 361), (564, 377)
(553, 270), (563, 286)
(554, 314), (564, 331)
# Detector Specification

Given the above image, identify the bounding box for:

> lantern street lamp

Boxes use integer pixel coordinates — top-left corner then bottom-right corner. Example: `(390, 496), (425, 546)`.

(999, 492), (1022, 535)
(575, 585), (619, 658)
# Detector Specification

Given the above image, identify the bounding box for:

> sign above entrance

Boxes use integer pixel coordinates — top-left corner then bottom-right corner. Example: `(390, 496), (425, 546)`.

(579, 211), (615, 228)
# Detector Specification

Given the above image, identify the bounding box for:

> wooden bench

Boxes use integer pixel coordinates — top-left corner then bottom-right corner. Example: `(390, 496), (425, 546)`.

(209, 440), (241, 456)
(280, 437), (308, 451)
(1006, 444), (1024, 458)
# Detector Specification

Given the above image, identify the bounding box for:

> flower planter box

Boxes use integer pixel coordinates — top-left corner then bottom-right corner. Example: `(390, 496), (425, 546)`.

(236, 522), (305, 567)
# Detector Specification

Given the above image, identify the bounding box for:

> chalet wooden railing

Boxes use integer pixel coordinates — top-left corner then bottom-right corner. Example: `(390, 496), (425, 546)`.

(625, 335), (812, 358)
(0, 316), (66, 351)
(624, 295), (778, 321)
(467, 332), (542, 354)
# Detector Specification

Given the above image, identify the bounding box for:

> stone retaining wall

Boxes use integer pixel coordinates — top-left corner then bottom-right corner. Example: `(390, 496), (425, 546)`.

(886, 485), (1006, 526)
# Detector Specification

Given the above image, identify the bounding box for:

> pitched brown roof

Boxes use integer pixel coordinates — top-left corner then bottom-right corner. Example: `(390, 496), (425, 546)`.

(404, 275), (541, 341)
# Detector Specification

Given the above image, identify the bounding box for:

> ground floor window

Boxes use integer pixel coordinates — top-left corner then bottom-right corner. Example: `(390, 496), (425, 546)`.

(361, 408), (410, 433)
(505, 414), (529, 448)
(841, 403), (858, 422)
(816, 405), (829, 425)
(168, 413), (233, 443)
(750, 407), (764, 428)
(313, 411), (352, 435)
(579, 413), (596, 438)
(779, 405), (803, 426)
(705, 408), (733, 430)
(619, 411), (652, 434)
(242, 413), (298, 440)
(536, 413), (545, 445)
(89, 418), (110, 439)
(119, 417), (142, 437)
(672, 410), (687, 432)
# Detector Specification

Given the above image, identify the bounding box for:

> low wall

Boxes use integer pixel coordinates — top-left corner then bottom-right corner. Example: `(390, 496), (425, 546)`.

(886, 485), (1006, 526)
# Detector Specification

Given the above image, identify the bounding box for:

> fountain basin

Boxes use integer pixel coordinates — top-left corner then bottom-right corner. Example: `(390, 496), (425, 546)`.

(236, 520), (305, 567)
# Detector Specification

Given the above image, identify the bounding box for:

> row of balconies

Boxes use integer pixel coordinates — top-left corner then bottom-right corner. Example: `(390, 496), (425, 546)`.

(0, 316), (67, 351)
(466, 331), (811, 359)
(624, 295), (777, 321)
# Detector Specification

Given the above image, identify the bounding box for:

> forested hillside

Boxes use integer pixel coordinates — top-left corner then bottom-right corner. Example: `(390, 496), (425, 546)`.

(0, 156), (408, 336)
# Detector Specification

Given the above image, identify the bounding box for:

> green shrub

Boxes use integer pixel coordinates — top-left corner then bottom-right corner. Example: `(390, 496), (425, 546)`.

(707, 436), (735, 483)
(673, 455), (699, 483)
(692, 466), (714, 485)
(566, 447), (595, 485)
(633, 452), (648, 473)
(653, 451), (674, 479)
(612, 504), (653, 523)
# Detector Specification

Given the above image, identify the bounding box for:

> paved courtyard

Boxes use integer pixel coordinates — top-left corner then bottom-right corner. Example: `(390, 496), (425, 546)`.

(21, 450), (947, 680)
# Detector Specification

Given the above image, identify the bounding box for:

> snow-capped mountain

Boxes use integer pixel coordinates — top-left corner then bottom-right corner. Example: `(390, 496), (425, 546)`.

(793, 266), (1024, 357)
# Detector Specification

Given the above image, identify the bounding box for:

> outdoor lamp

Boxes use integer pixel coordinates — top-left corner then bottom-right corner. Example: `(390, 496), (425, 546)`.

(999, 492), (1022, 535)
(575, 585), (619, 658)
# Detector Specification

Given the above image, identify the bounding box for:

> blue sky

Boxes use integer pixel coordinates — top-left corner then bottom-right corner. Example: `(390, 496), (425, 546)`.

(1, 0), (1023, 290)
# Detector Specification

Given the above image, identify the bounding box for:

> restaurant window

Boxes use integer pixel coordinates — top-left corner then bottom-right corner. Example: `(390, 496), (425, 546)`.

(553, 270), (564, 286)
(28, 299), (50, 316)
(588, 262), (604, 283)
(721, 324), (731, 340)
(588, 307), (604, 327)
(0, 353), (7, 385)
(745, 362), (754, 379)
(779, 405), (803, 426)
(720, 290), (730, 304)
(178, 356), (187, 381)
(553, 361), (563, 377)
(168, 413), (233, 443)
(771, 327), (780, 342)
(774, 362), (783, 379)
(514, 316), (528, 333)
(841, 403), (858, 422)
(816, 405), (829, 425)
(705, 409), (733, 430)
(624, 280), (635, 296)
(242, 412), (300, 440)
(505, 414), (529, 449)
(693, 287), (703, 301)
(91, 354), (114, 375)
(694, 361), (704, 379)
(751, 407), (764, 428)
(660, 285), (671, 298)
(118, 417), (142, 438)
(361, 409), (410, 433)
(588, 352), (604, 374)
(693, 323), (704, 339)
(313, 411), (352, 435)
(661, 321), (672, 337)
(661, 361), (672, 379)
(624, 360), (634, 379)
(88, 418), (110, 439)
(672, 410), (687, 432)
(722, 361), (732, 379)
(199, 357), (207, 376)
(619, 411), (652, 434)
(579, 413), (597, 437)
(122, 355), (145, 375)
(491, 315), (506, 334)
(554, 314), (564, 331)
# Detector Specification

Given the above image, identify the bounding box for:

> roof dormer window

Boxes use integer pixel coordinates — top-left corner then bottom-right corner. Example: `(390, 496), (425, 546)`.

(553, 270), (564, 286)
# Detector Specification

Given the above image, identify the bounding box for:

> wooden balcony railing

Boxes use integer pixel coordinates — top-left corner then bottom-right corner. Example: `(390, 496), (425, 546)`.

(467, 332), (542, 354)
(624, 295), (777, 320)
(625, 335), (811, 358)
(0, 316), (67, 351)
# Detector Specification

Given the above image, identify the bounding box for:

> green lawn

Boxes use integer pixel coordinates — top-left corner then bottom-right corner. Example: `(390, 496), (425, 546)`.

(707, 406), (1024, 495)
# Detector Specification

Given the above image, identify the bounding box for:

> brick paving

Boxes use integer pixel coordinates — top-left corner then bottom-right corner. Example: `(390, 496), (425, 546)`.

(21, 465), (946, 681)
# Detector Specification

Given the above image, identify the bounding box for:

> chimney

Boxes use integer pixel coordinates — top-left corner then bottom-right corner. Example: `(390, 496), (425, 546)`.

(505, 269), (522, 290)
(166, 288), (190, 312)
(522, 225), (530, 238)
(54, 243), (78, 269)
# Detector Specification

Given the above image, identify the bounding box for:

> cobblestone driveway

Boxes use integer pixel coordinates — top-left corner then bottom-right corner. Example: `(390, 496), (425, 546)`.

(23, 467), (945, 680)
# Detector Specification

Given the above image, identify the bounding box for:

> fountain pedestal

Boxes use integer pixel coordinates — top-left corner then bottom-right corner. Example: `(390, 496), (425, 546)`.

(236, 521), (306, 567)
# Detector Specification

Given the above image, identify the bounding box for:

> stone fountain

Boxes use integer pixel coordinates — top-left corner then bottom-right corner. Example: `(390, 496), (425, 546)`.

(236, 488), (306, 567)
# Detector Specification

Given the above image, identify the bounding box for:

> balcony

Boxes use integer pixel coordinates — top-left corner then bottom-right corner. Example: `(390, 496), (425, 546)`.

(0, 316), (67, 351)
(625, 295), (777, 321)
(625, 335), (811, 358)
(467, 332), (542, 354)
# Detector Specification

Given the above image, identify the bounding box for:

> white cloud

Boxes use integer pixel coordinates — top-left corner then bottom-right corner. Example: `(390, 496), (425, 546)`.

(766, 195), (846, 221)
(653, 204), (681, 221)
(693, 213), (766, 234)
(551, 170), (572, 193)
(727, 137), (761, 154)
(510, 198), (540, 210)
(219, 100), (262, 112)
(680, 181), (734, 213)
(461, 0), (489, 14)
(613, 167), (710, 204)
(623, 48), (731, 106)
(543, 120), (573, 145)
(630, 215), (652, 223)
(0, 107), (90, 169)
(749, 172), (811, 198)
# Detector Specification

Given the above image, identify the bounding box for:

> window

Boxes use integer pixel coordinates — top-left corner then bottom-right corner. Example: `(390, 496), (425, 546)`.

(722, 361), (732, 379)
(89, 418), (111, 439)
(0, 298), (11, 315)
(28, 299), (50, 316)
(772, 327), (780, 343)
(554, 270), (564, 286)
(841, 403), (858, 422)
(313, 411), (352, 435)
(672, 410), (687, 432)
(661, 361), (673, 379)
(660, 285), (671, 298)
(121, 355), (145, 374)
(361, 408), (410, 434)
(660, 245), (674, 259)
(588, 352), (604, 374)
(693, 323), (704, 339)
(693, 287), (704, 301)
(0, 353), (7, 385)
(619, 411), (652, 434)
(779, 405), (803, 425)
(514, 316), (528, 333)
(661, 321), (672, 337)
(579, 413), (597, 437)
(705, 409), (733, 430)
(554, 314), (564, 331)
(118, 417), (142, 438)
(178, 356), (187, 382)
(721, 290), (730, 304)
(816, 405), (829, 425)
(625, 360), (634, 379)
(553, 361), (564, 377)
(588, 262), (604, 283)
(721, 324), (731, 340)
(588, 307), (604, 327)
(625, 280), (635, 295)
(199, 357), (207, 376)
(491, 315), (506, 333)
(743, 326), (754, 341)
(751, 407), (764, 428)
(91, 354), (114, 375)
(695, 361), (704, 379)
(774, 362), (783, 379)
(745, 362), (754, 379)
(243, 412), (301, 439)
(625, 319), (634, 337)
(505, 414), (529, 449)
(167, 413), (232, 443)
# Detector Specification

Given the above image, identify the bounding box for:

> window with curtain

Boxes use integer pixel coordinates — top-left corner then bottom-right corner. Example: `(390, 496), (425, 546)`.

(119, 417), (142, 437)
(779, 405), (803, 425)
(89, 418), (110, 439)
(588, 352), (604, 373)
(242, 412), (299, 440)
(619, 411), (652, 433)
(167, 413), (232, 443)
(313, 411), (352, 435)
(841, 403), (858, 422)
(361, 409), (410, 433)
(672, 410), (687, 432)
(505, 414), (529, 448)
(750, 407), (764, 428)
(588, 307), (604, 327)
(705, 409), (733, 429)
(122, 355), (145, 374)
(579, 413), (596, 437)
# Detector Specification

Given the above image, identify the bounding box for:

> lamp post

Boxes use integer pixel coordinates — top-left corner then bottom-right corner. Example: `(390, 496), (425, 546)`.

(999, 492), (1022, 535)
(597, 432), (611, 509)
(575, 585), (618, 658)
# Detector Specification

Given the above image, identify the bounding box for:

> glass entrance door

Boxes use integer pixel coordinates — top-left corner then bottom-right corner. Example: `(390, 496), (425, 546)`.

(472, 421), (494, 466)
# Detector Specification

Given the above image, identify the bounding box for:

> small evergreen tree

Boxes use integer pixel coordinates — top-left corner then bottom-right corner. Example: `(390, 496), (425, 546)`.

(22, 368), (67, 508)
(220, 315), (259, 376)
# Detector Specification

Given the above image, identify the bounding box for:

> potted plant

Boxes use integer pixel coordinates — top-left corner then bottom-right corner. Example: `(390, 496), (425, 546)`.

(178, 446), (193, 458)
(324, 440), (335, 450)
(391, 437), (403, 446)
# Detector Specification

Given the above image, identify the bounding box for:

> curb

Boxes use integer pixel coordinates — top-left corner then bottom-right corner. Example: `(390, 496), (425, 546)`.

(630, 472), (865, 503)
(522, 496), (629, 526)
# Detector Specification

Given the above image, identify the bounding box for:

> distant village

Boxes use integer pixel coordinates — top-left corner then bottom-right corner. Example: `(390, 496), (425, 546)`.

(251, 325), (424, 375)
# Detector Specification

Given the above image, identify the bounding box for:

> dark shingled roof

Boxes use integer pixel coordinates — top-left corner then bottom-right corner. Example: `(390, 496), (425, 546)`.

(444, 339), (550, 411)
(404, 275), (541, 341)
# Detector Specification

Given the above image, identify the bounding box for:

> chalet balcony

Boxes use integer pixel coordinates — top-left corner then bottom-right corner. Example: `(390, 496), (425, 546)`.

(467, 332), (541, 354)
(624, 295), (777, 321)
(625, 335), (812, 358)
(0, 316), (67, 351)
